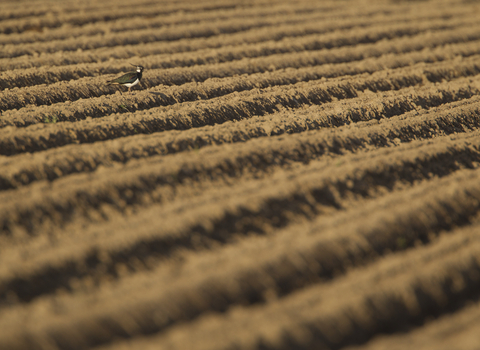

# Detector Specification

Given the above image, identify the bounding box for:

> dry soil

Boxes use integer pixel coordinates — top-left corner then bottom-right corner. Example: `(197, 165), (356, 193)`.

(1, 0), (480, 349)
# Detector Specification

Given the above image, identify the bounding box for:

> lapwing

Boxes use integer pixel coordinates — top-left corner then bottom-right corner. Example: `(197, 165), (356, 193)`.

(107, 64), (144, 92)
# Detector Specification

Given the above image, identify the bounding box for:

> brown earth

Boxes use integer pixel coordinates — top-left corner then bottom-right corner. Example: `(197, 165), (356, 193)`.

(1, 0), (480, 349)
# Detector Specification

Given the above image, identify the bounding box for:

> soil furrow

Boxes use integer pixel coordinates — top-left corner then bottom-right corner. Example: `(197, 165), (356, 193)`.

(351, 299), (480, 350)
(0, 8), (364, 59)
(0, 0), (287, 35)
(3, 25), (480, 116)
(94, 222), (480, 350)
(2, 58), (480, 155)
(0, 20), (463, 90)
(2, 17), (479, 90)
(1, 5), (477, 70)
(1, 80), (479, 191)
(1, 131), (480, 307)
(1, 94), (480, 240)
(2, 1), (480, 349)
(1, 165), (480, 350)
(0, 0), (182, 21)
(0, 2), (332, 46)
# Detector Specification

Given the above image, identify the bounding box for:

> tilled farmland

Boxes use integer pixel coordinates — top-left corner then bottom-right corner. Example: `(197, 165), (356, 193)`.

(1, 0), (480, 349)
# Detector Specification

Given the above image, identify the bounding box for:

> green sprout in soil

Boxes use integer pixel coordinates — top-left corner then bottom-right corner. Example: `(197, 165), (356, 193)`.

(43, 115), (59, 123)
(396, 237), (407, 250)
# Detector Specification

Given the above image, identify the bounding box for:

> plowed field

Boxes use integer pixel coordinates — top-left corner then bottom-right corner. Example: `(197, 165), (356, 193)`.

(2, 0), (480, 349)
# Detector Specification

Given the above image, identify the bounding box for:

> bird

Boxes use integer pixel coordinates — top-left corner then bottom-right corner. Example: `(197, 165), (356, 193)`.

(107, 64), (144, 92)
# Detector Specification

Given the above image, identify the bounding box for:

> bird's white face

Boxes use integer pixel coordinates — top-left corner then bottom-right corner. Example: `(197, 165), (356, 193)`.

(136, 67), (142, 72)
